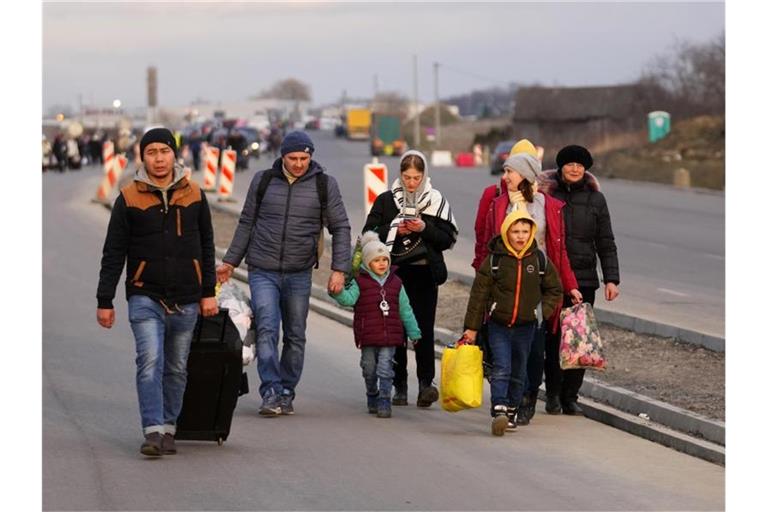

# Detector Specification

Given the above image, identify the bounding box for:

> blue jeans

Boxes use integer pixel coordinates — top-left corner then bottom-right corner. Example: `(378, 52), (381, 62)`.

(128, 295), (199, 435)
(360, 346), (396, 399)
(487, 320), (536, 412)
(248, 268), (312, 399)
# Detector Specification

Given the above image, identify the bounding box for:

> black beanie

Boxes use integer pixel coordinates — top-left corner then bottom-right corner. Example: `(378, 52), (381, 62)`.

(280, 131), (315, 157)
(140, 127), (177, 160)
(556, 145), (593, 170)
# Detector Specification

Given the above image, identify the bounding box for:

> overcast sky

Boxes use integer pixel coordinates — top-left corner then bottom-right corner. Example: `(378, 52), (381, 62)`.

(42, 1), (724, 113)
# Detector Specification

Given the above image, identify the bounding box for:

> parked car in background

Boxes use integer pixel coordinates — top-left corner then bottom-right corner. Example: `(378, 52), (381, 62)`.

(490, 140), (515, 175)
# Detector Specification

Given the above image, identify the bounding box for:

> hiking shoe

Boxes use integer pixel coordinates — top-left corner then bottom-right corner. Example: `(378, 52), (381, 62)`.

(545, 395), (562, 415)
(259, 392), (282, 417)
(367, 393), (379, 414)
(280, 393), (295, 416)
(416, 383), (439, 408)
(491, 405), (509, 436)
(562, 400), (583, 416)
(392, 387), (408, 406)
(140, 432), (163, 457)
(526, 392), (538, 421)
(161, 433), (177, 455)
(376, 397), (392, 418)
(515, 405), (530, 426)
(506, 407), (519, 430)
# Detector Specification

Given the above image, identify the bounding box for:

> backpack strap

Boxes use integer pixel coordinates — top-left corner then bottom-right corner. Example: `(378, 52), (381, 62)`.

(254, 168), (329, 269)
(537, 249), (546, 277)
(490, 252), (501, 279)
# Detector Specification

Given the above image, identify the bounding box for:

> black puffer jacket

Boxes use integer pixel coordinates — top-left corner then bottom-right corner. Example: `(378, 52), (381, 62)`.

(539, 170), (620, 289)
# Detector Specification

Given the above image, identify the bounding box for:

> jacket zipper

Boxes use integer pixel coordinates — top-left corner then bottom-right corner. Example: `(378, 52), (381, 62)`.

(278, 181), (294, 272)
(193, 258), (202, 285)
(509, 258), (522, 326)
(132, 260), (147, 286)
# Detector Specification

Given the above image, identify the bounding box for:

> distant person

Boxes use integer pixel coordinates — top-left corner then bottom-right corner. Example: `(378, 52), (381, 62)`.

(463, 208), (562, 435)
(268, 127), (283, 159)
(188, 130), (202, 171)
(96, 127), (218, 457)
(539, 145), (620, 415)
(216, 131), (351, 416)
(363, 150), (458, 408)
(52, 134), (67, 173)
(475, 139), (582, 426)
(329, 231), (421, 418)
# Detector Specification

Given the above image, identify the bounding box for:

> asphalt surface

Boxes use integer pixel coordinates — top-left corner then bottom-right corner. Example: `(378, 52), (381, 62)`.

(41, 168), (724, 510)
(214, 130), (725, 339)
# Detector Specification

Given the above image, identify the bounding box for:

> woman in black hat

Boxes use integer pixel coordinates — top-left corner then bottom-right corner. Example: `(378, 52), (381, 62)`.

(538, 145), (620, 415)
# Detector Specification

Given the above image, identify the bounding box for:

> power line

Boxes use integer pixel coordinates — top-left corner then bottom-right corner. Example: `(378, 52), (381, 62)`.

(438, 63), (513, 88)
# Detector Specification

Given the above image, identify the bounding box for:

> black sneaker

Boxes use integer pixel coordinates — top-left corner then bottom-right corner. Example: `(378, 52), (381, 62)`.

(562, 400), (583, 416)
(140, 432), (163, 457)
(526, 392), (538, 421)
(259, 391), (282, 417)
(392, 387), (408, 406)
(491, 405), (509, 436)
(416, 383), (439, 408)
(279, 393), (295, 415)
(367, 393), (379, 414)
(545, 395), (562, 415)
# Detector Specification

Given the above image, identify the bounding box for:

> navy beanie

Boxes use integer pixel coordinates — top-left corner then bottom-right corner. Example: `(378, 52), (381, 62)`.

(555, 145), (593, 170)
(140, 127), (177, 160)
(280, 131), (315, 157)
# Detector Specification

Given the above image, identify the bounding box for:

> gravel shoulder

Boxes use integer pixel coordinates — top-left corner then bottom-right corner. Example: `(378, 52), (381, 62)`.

(212, 208), (724, 422)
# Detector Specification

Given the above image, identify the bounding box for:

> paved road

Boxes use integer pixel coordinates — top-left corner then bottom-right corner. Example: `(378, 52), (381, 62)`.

(42, 169), (724, 510)
(209, 130), (725, 338)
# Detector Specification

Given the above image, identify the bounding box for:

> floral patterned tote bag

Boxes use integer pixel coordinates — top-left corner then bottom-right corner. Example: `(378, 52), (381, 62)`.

(559, 302), (606, 371)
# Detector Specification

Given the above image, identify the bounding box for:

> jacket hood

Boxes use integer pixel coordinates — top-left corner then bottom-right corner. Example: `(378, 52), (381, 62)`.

(135, 161), (187, 190)
(538, 168), (601, 195)
(499, 205), (537, 258)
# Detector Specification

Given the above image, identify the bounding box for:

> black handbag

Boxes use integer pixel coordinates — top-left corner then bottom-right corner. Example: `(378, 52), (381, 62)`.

(390, 233), (428, 265)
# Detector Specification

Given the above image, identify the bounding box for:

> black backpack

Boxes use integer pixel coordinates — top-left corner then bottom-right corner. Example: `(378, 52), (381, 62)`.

(253, 168), (329, 269)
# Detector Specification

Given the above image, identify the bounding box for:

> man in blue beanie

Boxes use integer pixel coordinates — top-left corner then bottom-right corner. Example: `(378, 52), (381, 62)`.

(217, 130), (351, 416)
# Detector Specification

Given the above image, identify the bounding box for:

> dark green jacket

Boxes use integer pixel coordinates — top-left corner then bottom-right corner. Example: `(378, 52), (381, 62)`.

(464, 236), (562, 330)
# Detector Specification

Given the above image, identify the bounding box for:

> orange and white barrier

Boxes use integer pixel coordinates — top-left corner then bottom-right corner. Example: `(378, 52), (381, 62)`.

(95, 153), (128, 202)
(203, 146), (220, 191)
(218, 149), (237, 201)
(363, 158), (388, 215)
(102, 141), (115, 175)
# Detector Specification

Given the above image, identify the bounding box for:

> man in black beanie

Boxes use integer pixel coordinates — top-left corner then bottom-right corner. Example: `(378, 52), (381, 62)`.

(96, 126), (218, 457)
(217, 130), (351, 417)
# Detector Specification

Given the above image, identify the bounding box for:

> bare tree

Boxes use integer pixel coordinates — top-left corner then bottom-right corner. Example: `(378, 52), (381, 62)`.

(640, 32), (724, 117)
(256, 78), (312, 102)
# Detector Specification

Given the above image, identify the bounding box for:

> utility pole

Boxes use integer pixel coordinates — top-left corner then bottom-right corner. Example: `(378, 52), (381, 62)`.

(434, 61), (440, 147)
(413, 55), (420, 147)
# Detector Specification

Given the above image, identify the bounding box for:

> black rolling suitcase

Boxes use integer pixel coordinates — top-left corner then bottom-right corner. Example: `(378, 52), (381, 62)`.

(176, 308), (249, 445)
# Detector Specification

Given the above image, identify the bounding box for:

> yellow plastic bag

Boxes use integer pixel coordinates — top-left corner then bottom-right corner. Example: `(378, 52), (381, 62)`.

(440, 343), (484, 412)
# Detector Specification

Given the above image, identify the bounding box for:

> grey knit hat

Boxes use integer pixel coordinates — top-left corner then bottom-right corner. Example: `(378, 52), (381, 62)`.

(360, 231), (390, 268)
(502, 153), (542, 183)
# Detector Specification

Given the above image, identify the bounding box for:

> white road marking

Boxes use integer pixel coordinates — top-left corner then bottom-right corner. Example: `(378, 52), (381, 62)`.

(657, 288), (690, 297)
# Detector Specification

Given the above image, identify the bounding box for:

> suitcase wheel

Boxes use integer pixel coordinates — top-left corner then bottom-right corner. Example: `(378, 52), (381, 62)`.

(217, 437), (223, 446)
